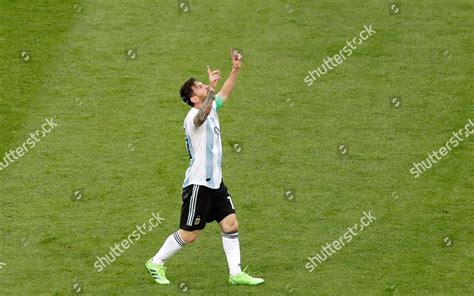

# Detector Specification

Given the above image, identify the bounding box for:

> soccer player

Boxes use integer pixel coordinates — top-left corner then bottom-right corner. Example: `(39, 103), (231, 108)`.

(145, 49), (264, 286)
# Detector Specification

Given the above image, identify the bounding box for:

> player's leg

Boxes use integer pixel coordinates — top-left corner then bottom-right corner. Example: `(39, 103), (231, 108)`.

(145, 229), (189, 285)
(219, 213), (241, 275)
(219, 213), (239, 233)
(146, 184), (210, 284)
(177, 229), (200, 243)
(151, 184), (206, 265)
(151, 229), (199, 266)
(214, 182), (264, 285)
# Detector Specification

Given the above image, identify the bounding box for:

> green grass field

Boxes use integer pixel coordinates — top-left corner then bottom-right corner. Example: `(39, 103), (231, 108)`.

(1, 0), (473, 294)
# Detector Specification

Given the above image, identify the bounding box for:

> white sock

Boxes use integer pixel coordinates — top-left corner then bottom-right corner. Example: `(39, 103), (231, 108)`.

(152, 231), (186, 265)
(222, 232), (242, 276)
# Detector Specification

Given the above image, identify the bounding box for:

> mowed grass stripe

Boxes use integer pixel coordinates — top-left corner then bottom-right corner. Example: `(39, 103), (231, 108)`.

(0, 2), (78, 165)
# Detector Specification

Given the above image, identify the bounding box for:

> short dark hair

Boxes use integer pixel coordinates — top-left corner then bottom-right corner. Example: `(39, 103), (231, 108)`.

(180, 77), (196, 107)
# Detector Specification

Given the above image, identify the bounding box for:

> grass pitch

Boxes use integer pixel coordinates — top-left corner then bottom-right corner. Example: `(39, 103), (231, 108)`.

(0, 0), (473, 294)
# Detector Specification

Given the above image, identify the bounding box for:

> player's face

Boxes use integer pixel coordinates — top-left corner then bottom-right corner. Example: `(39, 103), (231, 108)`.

(192, 81), (210, 101)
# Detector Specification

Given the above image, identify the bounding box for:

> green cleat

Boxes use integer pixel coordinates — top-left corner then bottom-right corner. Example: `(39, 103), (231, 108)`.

(145, 259), (170, 284)
(229, 271), (264, 286)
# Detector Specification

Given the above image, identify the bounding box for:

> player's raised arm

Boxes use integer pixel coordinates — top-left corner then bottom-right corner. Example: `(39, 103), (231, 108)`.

(194, 66), (221, 127)
(217, 48), (242, 103)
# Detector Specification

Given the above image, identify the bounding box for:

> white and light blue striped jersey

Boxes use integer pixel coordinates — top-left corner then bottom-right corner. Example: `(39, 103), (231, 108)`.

(182, 97), (223, 189)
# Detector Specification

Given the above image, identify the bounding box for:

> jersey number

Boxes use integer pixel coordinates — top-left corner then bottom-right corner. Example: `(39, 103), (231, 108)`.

(185, 136), (192, 160)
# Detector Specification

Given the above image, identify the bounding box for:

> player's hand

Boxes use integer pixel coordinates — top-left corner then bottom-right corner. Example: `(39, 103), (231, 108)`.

(230, 48), (243, 70)
(207, 66), (221, 91)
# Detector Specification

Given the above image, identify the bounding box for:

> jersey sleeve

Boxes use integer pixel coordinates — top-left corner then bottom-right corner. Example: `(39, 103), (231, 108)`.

(187, 109), (200, 129)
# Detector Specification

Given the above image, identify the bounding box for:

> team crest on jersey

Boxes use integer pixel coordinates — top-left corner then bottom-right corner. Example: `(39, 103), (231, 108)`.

(213, 127), (220, 137)
(194, 216), (201, 225)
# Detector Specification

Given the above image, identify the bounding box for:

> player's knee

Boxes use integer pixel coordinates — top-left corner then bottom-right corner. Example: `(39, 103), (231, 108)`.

(187, 230), (200, 243)
(233, 220), (239, 232)
(180, 229), (200, 244)
(226, 219), (239, 232)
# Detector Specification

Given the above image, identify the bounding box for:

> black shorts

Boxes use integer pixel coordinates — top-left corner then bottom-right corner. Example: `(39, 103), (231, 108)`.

(180, 181), (236, 231)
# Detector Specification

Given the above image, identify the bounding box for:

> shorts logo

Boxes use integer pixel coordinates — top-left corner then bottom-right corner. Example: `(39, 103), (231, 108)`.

(194, 216), (201, 225)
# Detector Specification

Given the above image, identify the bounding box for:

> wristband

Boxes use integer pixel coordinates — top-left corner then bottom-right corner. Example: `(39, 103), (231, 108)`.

(215, 96), (224, 110)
